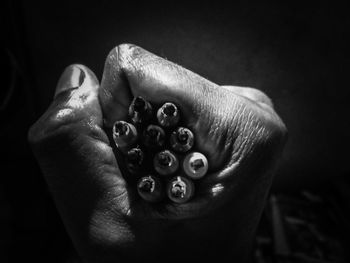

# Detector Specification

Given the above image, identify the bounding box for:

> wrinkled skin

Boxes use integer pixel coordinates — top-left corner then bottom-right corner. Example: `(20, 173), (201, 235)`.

(28, 44), (287, 263)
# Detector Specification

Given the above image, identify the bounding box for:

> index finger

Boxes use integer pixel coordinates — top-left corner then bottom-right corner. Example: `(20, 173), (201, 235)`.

(99, 44), (220, 127)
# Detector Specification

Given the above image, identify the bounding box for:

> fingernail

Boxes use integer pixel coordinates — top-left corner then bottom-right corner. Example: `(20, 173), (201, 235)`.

(54, 65), (85, 98)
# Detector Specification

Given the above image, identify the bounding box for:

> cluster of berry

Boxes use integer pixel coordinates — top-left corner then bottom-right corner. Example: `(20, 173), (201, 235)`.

(112, 97), (208, 204)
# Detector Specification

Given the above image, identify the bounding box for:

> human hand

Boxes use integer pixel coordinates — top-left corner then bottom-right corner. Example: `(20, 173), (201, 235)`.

(29, 44), (287, 262)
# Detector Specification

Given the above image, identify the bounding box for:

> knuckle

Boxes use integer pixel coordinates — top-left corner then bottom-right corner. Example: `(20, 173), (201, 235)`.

(106, 43), (137, 64)
(262, 108), (288, 148)
(104, 43), (140, 76)
(232, 102), (287, 170)
(241, 97), (288, 149)
(272, 120), (288, 148)
(253, 117), (288, 169)
(106, 45), (119, 62)
(246, 88), (274, 108)
(258, 116), (287, 152)
(117, 43), (137, 53)
(117, 43), (142, 70)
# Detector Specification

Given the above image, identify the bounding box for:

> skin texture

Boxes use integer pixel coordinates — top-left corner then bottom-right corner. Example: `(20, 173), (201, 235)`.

(28, 44), (287, 263)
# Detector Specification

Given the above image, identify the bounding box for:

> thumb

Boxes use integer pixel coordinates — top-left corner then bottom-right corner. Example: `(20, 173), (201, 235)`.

(54, 64), (85, 98)
(29, 63), (127, 204)
(28, 64), (129, 256)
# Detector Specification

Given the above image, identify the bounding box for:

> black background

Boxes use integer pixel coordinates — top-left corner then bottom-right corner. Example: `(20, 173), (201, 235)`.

(1, 1), (349, 262)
